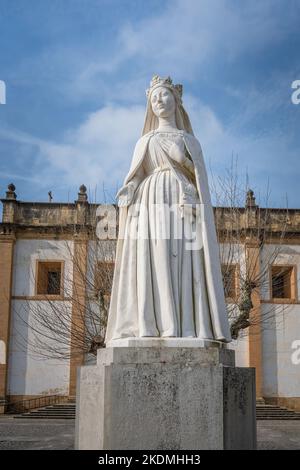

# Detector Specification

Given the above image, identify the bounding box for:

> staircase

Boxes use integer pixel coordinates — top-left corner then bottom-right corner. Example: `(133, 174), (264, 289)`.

(256, 403), (300, 420)
(14, 402), (76, 420)
(12, 401), (300, 421)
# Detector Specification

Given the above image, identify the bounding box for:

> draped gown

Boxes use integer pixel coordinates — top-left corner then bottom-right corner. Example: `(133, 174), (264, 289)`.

(111, 130), (215, 340)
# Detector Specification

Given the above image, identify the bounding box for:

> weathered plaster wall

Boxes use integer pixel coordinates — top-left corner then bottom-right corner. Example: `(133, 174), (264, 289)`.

(260, 244), (300, 398)
(8, 239), (74, 396)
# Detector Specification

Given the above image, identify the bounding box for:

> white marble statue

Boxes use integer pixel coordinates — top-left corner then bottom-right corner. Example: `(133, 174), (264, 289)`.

(105, 75), (231, 343)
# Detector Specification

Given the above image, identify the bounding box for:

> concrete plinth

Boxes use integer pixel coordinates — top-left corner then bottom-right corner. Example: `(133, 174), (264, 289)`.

(75, 341), (256, 450)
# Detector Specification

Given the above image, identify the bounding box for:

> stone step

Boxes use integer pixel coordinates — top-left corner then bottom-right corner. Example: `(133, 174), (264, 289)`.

(256, 411), (299, 415)
(39, 406), (75, 409)
(21, 410), (75, 414)
(15, 414), (75, 419)
(46, 405), (76, 408)
(256, 410), (297, 413)
(256, 403), (300, 420)
(257, 411), (300, 414)
(257, 404), (287, 407)
(256, 412), (300, 414)
(257, 416), (300, 420)
(256, 409), (296, 413)
(256, 404), (297, 408)
(256, 412), (294, 415)
(256, 416), (299, 419)
(14, 402), (300, 421)
(256, 405), (287, 408)
(23, 411), (75, 414)
(255, 401), (300, 420)
(29, 413), (75, 416)
(13, 402), (76, 419)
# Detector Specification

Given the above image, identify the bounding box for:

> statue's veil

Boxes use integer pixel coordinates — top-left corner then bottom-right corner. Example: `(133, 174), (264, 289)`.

(141, 85), (194, 136)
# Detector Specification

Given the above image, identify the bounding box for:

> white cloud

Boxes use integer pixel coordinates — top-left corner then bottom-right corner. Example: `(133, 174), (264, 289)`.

(14, 0), (296, 105)
(2, 0), (299, 206)
(4, 1), (297, 131)
(68, 0), (300, 98)
(183, 92), (300, 207)
(2, 90), (295, 206)
(0, 105), (146, 200)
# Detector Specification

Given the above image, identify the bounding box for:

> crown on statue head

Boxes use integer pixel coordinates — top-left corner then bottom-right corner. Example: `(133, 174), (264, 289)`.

(146, 75), (183, 99)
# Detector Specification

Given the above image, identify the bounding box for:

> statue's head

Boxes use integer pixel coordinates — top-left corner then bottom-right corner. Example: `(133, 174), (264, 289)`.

(142, 75), (193, 136)
(150, 86), (176, 119)
(146, 76), (182, 119)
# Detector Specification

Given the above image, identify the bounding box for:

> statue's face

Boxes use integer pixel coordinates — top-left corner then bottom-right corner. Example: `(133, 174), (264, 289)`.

(150, 86), (176, 119)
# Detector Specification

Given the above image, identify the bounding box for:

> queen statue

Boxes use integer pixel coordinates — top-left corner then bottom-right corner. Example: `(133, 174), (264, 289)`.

(105, 75), (231, 343)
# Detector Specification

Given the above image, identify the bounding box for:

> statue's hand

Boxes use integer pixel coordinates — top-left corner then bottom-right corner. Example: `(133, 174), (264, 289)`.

(116, 182), (135, 207)
(169, 138), (187, 165)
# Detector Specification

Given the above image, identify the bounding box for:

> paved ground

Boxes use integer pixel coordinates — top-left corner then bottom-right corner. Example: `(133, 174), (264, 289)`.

(0, 416), (74, 450)
(0, 416), (300, 450)
(257, 420), (300, 450)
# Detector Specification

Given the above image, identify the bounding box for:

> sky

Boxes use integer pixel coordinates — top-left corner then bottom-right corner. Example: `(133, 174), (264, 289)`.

(0, 0), (300, 208)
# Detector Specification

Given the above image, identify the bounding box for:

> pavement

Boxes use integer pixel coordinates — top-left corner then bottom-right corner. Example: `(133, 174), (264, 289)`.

(0, 416), (74, 450)
(256, 420), (300, 450)
(0, 416), (300, 450)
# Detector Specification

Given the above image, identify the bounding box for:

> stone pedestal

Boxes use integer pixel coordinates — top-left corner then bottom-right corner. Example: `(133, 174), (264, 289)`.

(75, 339), (256, 450)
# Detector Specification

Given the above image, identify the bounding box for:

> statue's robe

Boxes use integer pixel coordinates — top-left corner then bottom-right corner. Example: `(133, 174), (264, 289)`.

(105, 130), (232, 343)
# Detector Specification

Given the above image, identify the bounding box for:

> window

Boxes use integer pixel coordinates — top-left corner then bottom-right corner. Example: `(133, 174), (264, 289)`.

(94, 261), (115, 297)
(36, 261), (63, 296)
(222, 264), (239, 300)
(271, 265), (296, 300)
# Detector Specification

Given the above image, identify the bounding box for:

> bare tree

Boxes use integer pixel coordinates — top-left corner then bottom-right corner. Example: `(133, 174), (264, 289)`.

(211, 158), (293, 339)
(15, 202), (117, 362)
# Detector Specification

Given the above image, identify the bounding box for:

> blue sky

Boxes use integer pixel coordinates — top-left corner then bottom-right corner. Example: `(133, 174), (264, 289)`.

(0, 0), (300, 208)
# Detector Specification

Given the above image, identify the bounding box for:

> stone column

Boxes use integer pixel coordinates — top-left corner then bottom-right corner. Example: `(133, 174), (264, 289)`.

(0, 184), (17, 412)
(244, 190), (263, 399)
(245, 238), (263, 399)
(69, 185), (89, 397)
(69, 235), (88, 397)
(0, 232), (15, 413)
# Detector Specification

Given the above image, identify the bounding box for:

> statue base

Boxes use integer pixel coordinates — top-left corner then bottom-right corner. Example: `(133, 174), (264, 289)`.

(75, 341), (256, 450)
(105, 337), (227, 348)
